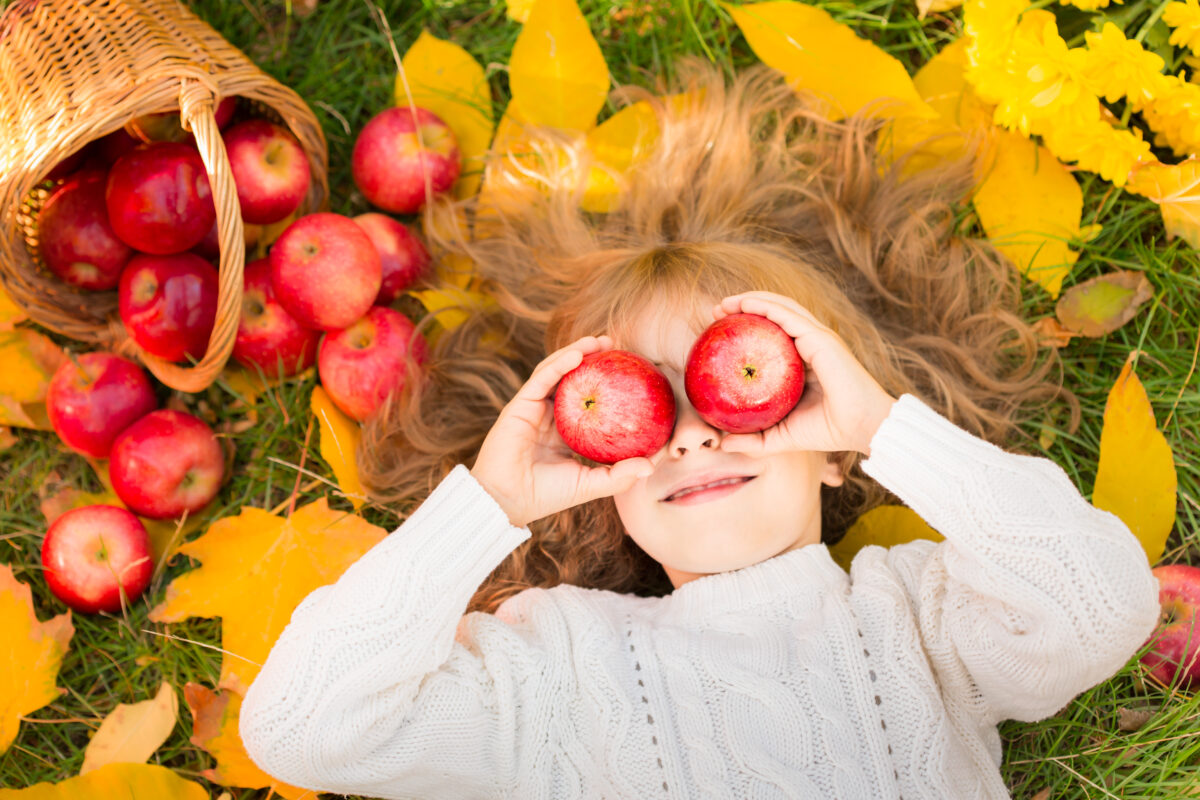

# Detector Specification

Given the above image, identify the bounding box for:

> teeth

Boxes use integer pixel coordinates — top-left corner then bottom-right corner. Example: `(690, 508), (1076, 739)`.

(669, 476), (749, 500)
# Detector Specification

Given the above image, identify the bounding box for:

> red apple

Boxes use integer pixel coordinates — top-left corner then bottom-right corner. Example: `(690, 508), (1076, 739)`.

(233, 257), (320, 378)
(47, 352), (158, 459)
(106, 141), (216, 254)
(96, 128), (141, 165)
(126, 111), (190, 143)
(43, 147), (87, 182)
(1141, 564), (1200, 688)
(41, 504), (153, 614)
(684, 313), (805, 435)
(317, 306), (427, 422)
(353, 213), (431, 304)
(554, 350), (676, 464)
(224, 119), (311, 224)
(351, 106), (460, 215)
(213, 96), (238, 130)
(118, 252), (219, 363)
(270, 213), (381, 331)
(38, 169), (133, 290)
(109, 409), (224, 519)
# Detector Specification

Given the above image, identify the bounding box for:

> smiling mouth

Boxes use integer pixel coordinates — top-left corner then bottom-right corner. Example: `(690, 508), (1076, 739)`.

(663, 476), (755, 502)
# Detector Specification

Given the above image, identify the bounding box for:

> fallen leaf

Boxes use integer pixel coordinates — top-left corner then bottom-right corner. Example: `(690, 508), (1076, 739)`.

(1116, 705), (1157, 732)
(80, 681), (178, 774)
(507, 0), (535, 23)
(396, 30), (495, 198)
(972, 130), (1082, 298)
(1126, 159), (1200, 249)
(0, 762), (208, 799)
(310, 385), (365, 509)
(1029, 789), (1051, 800)
(724, 1), (935, 121)
(183, 684), (311, 799)
(0, 329), (67, 430)
(582, 99), (660, 212)
(1032, 316), (1079, 349)
(0, 563), (74, 755)
(149, 499), (387, 694)
(828, 505), (944, 571)
(408, 285), (497, 332)
(1093, 358), (1177, 564)
(0, 426), (16, 451)
(916, 0), (963, 18)
(1055, 271), (1153, 337)
(508, 0), (610, 131)
(911, 37), (992, 133)
(0, 286), (26, 329)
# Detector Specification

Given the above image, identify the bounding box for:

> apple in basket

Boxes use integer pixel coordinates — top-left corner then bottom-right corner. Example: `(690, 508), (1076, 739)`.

(684, 313), (805, 434)
(126, 96), (238, 143)
(351, 106), (460, 215)
(1141, 564), (1200, 689)
(118, 252), (219, 363)
(554, 350), (676, 464)
(223, 119), (311, 225)
(38, 168), (133, 290)
(270, 212), (382, 331)
(41, 504), (153, 614)
(46, 352), (158, 459)
(109, 409), (224, 520)
(233, 257), (320, 378)
(105, 141), (215, 254)
(317, 306), (428, 422)
(353, 213), (431, 305)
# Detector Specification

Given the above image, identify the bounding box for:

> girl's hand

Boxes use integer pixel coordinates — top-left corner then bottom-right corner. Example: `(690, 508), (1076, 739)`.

(713, 292), (898, 457)
(470, 335), (655, 528)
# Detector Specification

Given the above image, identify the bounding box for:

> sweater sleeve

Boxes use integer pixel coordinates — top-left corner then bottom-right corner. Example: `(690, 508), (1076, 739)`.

(238, 464), (543, 799)
(854, 394), (1161, 725)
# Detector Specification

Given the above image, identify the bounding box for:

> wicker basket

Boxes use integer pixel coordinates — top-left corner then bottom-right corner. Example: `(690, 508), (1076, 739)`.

(0, 0), (329, 392)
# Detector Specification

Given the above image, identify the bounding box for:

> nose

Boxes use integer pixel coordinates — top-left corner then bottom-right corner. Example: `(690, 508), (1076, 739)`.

(664, 378), (722, 458)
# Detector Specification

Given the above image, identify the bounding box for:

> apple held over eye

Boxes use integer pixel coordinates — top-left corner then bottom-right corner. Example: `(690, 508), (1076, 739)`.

(1141, 564), (1200, 689)
(351, 106), (461, 215)
(554, 350), (676, 464)
(47, 352), (158, 459)
(224, 119), (311, 224)
(270, 212), (382, 331)
(119, 252), (219, 363)
(684, 313), (805, 434)
(234, 257), (320, 378)
(317, 306), (428, 422)
(106, 141), (215, 254)
(109, 409), (224, 519)
(38, 168), (133, 290)
(41, 504), (153, 614)
(353, 213), (431, 305)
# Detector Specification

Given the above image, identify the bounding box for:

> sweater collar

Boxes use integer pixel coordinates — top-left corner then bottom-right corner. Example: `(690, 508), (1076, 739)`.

(656, 543), (849, 624)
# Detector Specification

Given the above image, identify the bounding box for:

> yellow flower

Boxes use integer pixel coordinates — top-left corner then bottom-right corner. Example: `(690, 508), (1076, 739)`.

(1142, 76), (1200, 156)
(1166, 1), (1200, 56)
(1061, 0), (1119, 9)
(985, 11), (1089, 134)
(964, 0), (1029, 68)
(1083, 23), (1168, 107)
(1040, 118), (1151, 185)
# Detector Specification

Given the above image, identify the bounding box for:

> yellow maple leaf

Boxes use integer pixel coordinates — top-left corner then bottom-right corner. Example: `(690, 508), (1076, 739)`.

(310, 385), (365, 509)
(80, 682), (177, 775)
(1093, 358), (1177, 565)
(828, 504), (944, 571)
(0, 762), (208, 800)
(395, 30), (495, 198)
(183, 683), (311, 799)
(148, 499), (387, 695)
(724, 1), (935, 121)
(0, 329), (68, 430)
(507, 0), (535, 23)
(1126, 159), (1200, 250)
(0, 564), (74, 755)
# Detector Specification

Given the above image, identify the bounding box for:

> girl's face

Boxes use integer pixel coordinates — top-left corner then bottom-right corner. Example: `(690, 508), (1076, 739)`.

(611, 296), (844, 589)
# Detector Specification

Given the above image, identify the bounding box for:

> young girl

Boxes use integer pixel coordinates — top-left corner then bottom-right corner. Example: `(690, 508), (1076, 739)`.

(239, 63), (1160, 798)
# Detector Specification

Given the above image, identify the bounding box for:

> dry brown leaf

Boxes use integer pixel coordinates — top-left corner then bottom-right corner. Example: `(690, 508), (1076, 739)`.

(1116, 705), (1156, 732)
(1032, 317), (1079, 349)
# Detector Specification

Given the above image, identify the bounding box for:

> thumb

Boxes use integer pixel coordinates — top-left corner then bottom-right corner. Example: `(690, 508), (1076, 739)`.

(579, 457), (654, 502)
(720, 432), (765, 455)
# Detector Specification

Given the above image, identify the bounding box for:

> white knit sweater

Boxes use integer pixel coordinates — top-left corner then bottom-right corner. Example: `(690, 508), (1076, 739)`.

(240, 394), (1160, 799)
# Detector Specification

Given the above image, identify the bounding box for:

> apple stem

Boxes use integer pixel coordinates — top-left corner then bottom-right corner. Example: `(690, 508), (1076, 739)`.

(742, 366), (757, 379)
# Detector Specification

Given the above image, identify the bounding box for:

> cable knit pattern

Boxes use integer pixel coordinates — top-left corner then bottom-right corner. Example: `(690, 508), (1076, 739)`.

(239, 394), (1161, 799)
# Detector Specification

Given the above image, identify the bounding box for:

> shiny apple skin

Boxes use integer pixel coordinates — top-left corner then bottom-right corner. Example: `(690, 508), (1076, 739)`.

(39, 169), (133, 290)
(270, 213), (382, 331)
(46, 352), (158, 459)
(353, 213), (431, 305)
(1141, 564), (1200, 688)
(224, 119), (311, 225)
(109, 409), (224, 519)
(118, 252), (219, 363)
(233, 257), (320, 378)
(684, 313), (805, 435)
(317, 306), (427, 422)
(554, 350), (676, 464)
(41, 504), (153, 614)
(105, 141), (215, 254)
(351, 106), (460, 215)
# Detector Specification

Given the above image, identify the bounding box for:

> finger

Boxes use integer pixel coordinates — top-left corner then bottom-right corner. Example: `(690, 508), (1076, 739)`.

(517, 336), (608, 403)
(719, 431), (766, 456)
(576, 457), (654, 503)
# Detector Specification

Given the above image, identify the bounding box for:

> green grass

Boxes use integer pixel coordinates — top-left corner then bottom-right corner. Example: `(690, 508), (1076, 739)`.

(1, 0), (1198, 797)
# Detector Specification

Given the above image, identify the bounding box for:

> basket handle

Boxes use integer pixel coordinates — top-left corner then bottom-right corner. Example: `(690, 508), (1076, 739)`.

(136, 78), (244, 393)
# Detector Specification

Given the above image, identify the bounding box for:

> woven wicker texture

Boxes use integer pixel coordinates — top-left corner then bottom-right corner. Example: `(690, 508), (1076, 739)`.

(0, 0), (329, 392)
